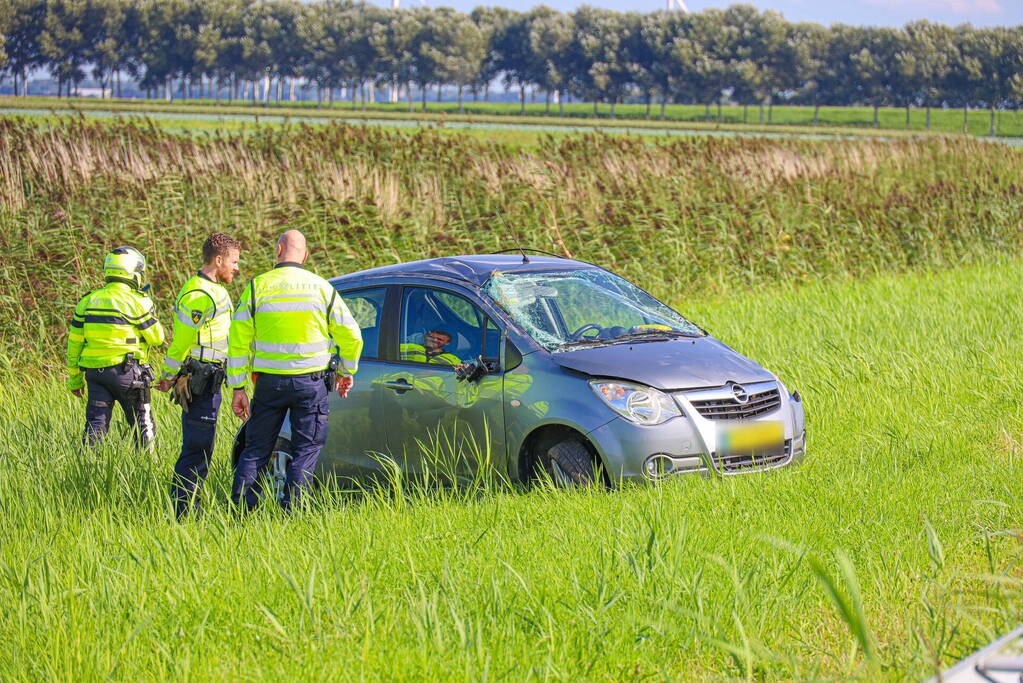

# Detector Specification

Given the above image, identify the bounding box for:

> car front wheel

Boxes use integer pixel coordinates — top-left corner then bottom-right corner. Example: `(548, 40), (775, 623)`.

(543, 438), (597, 487)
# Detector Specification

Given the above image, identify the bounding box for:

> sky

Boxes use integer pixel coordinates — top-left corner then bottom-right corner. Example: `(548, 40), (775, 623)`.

(385, 0), (1023, 27)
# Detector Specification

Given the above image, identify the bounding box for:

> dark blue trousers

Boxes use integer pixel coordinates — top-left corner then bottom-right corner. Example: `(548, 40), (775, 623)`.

(231, 372), (329, 511)
(84, 364), (155, 450)
(170, 385), (222, 517)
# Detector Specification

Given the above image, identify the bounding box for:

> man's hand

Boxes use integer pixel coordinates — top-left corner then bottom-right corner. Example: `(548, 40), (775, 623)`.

(71, 388), (83, 398)
(155, 379), (172, 392)
(232, 389), (250, 420)
(337, 375), (354, 399)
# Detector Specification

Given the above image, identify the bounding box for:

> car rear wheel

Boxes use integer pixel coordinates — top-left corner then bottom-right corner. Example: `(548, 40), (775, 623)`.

(542, 438), (597, 487)
(270, 439), (293, 502)
(231, 424), (292, 502)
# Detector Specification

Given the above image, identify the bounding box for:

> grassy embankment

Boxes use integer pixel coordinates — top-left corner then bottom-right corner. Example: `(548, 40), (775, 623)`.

(0, 119), (1021, 677)
(3, 94), (1022, 138)
(1, 261), (1022, 679)
(1, 118), (1022, 376)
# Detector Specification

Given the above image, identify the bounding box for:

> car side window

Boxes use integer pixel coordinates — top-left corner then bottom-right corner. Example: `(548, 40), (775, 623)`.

(399, 287), (493, 367)
(339, 287), (386, 359)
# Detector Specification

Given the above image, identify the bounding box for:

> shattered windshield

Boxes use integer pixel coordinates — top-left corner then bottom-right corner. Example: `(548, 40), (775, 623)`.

(483, 268), (704, 351)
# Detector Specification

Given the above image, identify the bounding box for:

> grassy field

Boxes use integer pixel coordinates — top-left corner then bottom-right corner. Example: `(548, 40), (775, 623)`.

(1, 119), (1021, 678)
(1, 260), (1021, 679)
(2, 118), (1022, 376)
(3, 95), (1021, 138)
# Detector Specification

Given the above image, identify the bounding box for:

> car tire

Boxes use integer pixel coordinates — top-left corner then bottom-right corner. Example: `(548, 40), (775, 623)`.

(543, 438), (597, 487)
(270, 438), (293, 502)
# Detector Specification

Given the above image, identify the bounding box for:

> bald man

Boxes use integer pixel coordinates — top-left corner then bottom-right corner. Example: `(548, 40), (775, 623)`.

(226, 230), (363, 511)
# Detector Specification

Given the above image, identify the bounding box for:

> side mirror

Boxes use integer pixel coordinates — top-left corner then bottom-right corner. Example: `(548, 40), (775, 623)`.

(454, 356), (500, 383)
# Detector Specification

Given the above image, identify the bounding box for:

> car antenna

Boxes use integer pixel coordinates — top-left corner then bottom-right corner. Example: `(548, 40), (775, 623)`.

(493, 247), (569, 263)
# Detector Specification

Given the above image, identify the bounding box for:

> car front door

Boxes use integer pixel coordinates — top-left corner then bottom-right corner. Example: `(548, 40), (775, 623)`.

(379, 285), (505, 483)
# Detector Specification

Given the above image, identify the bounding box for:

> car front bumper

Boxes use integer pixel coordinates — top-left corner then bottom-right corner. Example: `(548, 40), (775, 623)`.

(585, 385), (806, 484)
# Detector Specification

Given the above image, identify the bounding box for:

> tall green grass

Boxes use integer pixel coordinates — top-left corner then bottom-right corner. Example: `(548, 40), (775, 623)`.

(1, 261), (1021, 679)
(2, 118), (1022, 377)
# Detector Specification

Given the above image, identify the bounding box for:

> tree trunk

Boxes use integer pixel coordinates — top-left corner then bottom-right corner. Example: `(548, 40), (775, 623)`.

(926, 105), (931, 130)
(813, 102), (820, 126)
(872, 104), (879, 128)
(421, 83), (427, 112)
(990, 106), (997, 137)
(351, 82), (357, 110)
(962, 104), (968, 134)
(545, 90), (550, 114)
(457, 85), (464, 113)
(768, 101), (774, 124)
(12, 74), (18, 97)
(290, 78), (295, 102)
(484, 85), (489, 102)
(905, 105), (910, 129)
(660, 95), (667, 120)
(610, 99), (616, 119)
(704, 102), (710, 122)
(758, 103), (764, 124)
(362, 82), (368, 111)
(165, 78), (172, 102)
(645, 93), (651, 119)
(520, 85), (525, 114)
(716, 99), (722, 124)
(263, 72), (270, 106)
(559, 90), (565, 117)
(437, 84), (442, 103)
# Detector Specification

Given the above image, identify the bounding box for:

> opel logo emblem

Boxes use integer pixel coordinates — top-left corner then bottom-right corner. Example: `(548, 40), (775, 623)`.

(731, 384), (749, 404)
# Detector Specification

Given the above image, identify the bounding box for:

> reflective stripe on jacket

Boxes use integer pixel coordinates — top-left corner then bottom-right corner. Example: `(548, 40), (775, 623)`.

(226, 264), (363, 389)
(399, 343), (461, 366)
(160, 272), (233, 380)
(67, 281), (165, 390)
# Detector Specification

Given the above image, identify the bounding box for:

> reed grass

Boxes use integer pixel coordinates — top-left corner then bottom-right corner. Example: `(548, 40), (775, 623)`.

(1, 118), (1021, 377)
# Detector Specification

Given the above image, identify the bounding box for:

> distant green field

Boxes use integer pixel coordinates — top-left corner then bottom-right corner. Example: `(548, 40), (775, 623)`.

(2, 261), (1021, 679)
(3, 94), (1020, 138)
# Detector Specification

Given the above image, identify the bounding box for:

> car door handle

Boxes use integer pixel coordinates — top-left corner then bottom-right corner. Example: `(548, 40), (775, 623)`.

(384, 379), (413, 393)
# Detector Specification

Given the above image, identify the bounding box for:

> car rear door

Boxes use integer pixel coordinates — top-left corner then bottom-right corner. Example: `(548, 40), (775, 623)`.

(317, 284), (396, 487)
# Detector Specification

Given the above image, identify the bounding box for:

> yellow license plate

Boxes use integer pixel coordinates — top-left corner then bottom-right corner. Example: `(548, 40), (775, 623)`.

(718, 421), (784, 454)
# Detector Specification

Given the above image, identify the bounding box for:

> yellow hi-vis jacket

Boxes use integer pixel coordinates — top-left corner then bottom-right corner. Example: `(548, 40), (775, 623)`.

(226, 263), (363, 390)
(160, 271), (233, 380)
(399, 343), (461, 366)
(67, 281), (165, 390)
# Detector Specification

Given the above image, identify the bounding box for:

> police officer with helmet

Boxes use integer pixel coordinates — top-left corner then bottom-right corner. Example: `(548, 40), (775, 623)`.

(68, 246), (165, 449)
(155, 233), (242, 518)
(227, 230), (363, 511)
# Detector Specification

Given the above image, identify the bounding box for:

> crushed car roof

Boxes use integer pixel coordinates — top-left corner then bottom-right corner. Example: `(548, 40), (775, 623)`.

(330, 254), (597, 288)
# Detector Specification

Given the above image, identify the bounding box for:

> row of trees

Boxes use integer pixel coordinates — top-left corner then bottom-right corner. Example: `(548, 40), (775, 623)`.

(2, 0), (1023, 129)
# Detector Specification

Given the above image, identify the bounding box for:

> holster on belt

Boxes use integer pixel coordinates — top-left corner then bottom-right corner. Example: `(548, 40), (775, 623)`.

(324, 355), (340, 393)
(172, 358), (227, 412)
(122, 353), (154, 406)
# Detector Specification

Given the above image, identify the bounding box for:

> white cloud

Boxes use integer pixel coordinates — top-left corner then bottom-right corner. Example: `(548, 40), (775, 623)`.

(864, 0), (1003, 14)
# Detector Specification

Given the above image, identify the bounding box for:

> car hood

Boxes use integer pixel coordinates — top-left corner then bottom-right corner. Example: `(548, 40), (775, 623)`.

(551, 336), (775, 390)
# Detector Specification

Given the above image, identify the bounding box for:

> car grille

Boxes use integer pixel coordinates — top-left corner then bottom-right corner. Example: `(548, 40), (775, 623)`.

(690, 387), (781, 420)
(715, 439), (791, 473)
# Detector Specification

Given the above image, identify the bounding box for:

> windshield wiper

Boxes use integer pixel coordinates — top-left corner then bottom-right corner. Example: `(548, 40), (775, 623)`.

(555, 338), (617, 350)
(613, 329), (696, 342)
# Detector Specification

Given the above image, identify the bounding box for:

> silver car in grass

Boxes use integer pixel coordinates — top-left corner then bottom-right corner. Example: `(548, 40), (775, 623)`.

(233, 253), (806, 487)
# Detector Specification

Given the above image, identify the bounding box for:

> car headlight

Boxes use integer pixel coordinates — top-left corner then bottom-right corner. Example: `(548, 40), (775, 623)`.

(589, 380), (682, 426)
